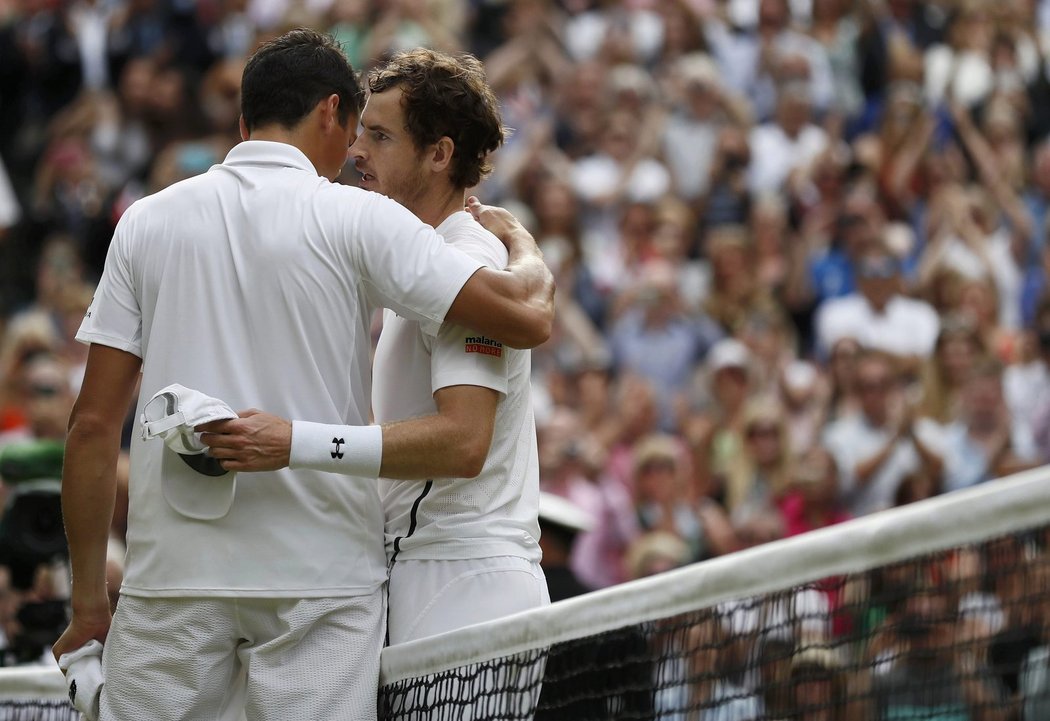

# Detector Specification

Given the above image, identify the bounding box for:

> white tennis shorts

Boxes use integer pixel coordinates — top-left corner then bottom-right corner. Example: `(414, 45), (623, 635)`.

(99, 590), (385, 721)
(387, 556), (549, 645)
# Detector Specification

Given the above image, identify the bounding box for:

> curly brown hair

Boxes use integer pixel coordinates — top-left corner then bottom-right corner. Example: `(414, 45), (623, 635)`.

(367, 48), (505, 190)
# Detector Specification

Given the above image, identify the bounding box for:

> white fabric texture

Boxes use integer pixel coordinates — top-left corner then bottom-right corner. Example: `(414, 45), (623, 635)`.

(76, 140), (481, 597)
(141, 383), (238, 520)
(374, 211), (541, 562)
(58, 639), (104, 721)
(100, 591), (385, 721)
(387, 556), (549, 645)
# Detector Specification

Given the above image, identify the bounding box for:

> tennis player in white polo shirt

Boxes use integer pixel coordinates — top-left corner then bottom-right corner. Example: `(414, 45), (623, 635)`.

(53, 30), (553, 721)
(200, 49), (549, 645)
(360, 49), (548, 643)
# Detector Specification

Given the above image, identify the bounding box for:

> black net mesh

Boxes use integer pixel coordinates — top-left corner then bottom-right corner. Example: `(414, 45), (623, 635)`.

(379, 525), (1050, 721)
(0, 702), (77, 721)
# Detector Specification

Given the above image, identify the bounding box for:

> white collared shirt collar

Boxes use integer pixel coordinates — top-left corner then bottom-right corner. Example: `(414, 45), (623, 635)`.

(222, 140), (318, 175)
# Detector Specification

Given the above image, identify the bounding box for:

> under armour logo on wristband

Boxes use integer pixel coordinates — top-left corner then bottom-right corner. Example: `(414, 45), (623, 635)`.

(69, 679), (77, 704)
(331, 438), (345, 459)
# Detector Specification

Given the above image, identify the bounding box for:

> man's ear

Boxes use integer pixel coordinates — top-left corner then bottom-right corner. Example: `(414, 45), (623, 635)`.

(320, 93), (341, 131)
(239, 116), (249, 141)
(430, 136), (455, 173)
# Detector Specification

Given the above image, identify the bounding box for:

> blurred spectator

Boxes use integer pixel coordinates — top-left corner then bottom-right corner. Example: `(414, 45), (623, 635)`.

(706, 0), (834, 121)
(540, 405), (639, 590)
(749, 193), (792, 301)
(778, 446), (849, 538)
(875, 584), (1010, 721)
(806, 0), (863, 124)
(623, 529), (691, 581)
(11, 354), (74, 443)
(704, 224), (783, 334)
(702, 337), (755, 482)
(917, 313), (987, 425)
(1006, 299), (1050, 461)
(1021, 554), (1050, 721)
(609, 259), (721, 429)
(789, 647), (851, 721)
(536, 491), (594, 602)
(748, 82), (830, 196)
(701, 124), (753, 228)
(825, 336), (862, 421)
(822, 350), (943, 516)
(805, 179), (886, 309)
(941, 358), (1040, 492)
(365, 0), (463, 59)
(631, 433), (736, 563)
(662, 52), (751, 204)
(648, 198), (709, 313)
(571, 108), (671, 246)
(684, 603), (763, 721)
(815, 248), (940, 375)
(757, 635), (796, 721)
(723, 396), (791, 526)
(778, 359), (828, 453)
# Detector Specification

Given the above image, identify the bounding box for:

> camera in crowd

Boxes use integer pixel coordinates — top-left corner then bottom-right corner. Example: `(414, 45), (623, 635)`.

(0, 440), (69, 665)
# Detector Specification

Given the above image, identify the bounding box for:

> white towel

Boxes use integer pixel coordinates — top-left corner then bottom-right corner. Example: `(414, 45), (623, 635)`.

(57, 639), (103, 721)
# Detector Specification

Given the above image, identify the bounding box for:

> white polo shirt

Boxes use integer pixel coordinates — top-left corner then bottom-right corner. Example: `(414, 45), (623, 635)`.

(814, 294), (940, 359)
(77, 141), (483, 597)
(373, 211), (541, 562)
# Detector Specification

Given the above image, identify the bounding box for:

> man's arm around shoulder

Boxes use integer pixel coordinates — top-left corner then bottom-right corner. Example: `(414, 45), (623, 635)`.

(446, 197), (555, 350)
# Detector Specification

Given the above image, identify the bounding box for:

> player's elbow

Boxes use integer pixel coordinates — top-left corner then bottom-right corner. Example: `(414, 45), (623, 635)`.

(507, 307), (554, 350)
(67, 406), (115, 440)
(458, 446), (488, 479)
(453, 435), (491, 479)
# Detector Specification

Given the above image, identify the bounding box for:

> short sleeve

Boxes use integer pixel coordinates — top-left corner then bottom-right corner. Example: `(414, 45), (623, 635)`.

(351, 192), (483, 328)
(426, 215), (510, 395)
(76, 210), (143, 356)
(429, 323), (509, 397)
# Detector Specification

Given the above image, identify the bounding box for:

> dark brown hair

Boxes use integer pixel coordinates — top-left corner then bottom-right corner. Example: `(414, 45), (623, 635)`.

(368, 48), (505, 189)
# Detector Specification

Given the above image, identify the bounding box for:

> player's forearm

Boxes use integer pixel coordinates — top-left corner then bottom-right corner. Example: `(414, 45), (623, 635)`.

(289, 415), (491, 480)
(502, 238), (556, 348)
(380, 413), (490, 479)
(475, 230), (555, 349)
(457, 201), (556, 348)
(62, 417), (119, 612)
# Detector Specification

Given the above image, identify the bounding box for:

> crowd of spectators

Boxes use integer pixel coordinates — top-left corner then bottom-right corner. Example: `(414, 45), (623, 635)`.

(1, 0), (1050, 712)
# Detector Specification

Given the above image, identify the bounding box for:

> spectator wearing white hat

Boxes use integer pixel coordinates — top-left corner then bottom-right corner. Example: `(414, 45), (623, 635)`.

(537, 491), (594, 602)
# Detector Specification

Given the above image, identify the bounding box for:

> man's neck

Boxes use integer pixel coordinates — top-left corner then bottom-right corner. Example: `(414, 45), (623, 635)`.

(248, 127), (322, 176)
(407, 184), (466, 229)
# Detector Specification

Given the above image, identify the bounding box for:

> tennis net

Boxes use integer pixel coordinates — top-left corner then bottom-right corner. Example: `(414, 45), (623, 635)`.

(378, 465), (1050, 720)
(2, 466), (1049, 720)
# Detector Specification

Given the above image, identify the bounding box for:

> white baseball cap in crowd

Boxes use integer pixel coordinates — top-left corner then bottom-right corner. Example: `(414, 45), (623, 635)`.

(141, 383), (238, 520)
(538, 491), (594, 535)
(706, 338), (751, 374)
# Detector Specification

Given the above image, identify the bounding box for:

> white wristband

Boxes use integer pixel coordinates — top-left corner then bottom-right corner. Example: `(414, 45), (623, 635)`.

(289, 421), (383, 478)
